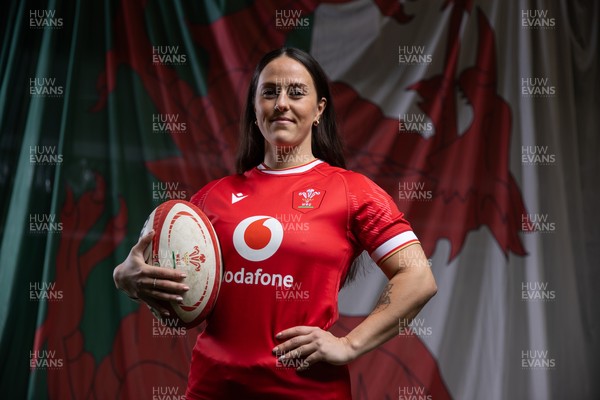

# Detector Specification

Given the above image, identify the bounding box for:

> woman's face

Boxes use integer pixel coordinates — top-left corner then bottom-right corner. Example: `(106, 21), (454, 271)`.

(254, 55), (326, 152)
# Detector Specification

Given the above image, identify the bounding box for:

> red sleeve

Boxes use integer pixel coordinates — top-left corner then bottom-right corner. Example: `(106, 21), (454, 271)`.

(345, 172), (419, 265)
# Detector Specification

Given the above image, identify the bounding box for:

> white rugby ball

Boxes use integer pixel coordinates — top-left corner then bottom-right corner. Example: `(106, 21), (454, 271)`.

(140, 200), (222, 328)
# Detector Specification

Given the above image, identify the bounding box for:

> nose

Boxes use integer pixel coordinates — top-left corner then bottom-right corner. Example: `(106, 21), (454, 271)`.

(274, 90), (290, 112)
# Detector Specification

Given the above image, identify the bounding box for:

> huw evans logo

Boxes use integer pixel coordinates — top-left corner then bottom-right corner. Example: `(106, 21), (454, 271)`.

(398, 386), (432, 400)
(29, 77), (64, 97)
(152, 113), (187, 134)
(29, 9), (63, 29)
(29, 145), (63, 165)
(521, 213), (556, 233)
(152, 182), (187, 202)
(275, 281), (309, 301)
(275, 213), (310, 231)
(274, 146), (312, 164)
(30, 350), (64, 369)
(521, 349), (556, 370)
(152, 318), (186, 337)
(521, 281), (556, 301)
(275, 349), (310, 369)
(398, 46), (432, 65)
(521, 145), (556, 166)
(398, 181), (433, 201)
(152, 386), (186, 400)
(399, 318), (432, 337)
(399, 113), (434, 137)
(275, 9), (309, 29)
(152, 46), (187, 65)
(29, 281), (63, 301)
(29, 213), (63, 234)
(521, 77), (556, 98)
(521, 9), (556, 29)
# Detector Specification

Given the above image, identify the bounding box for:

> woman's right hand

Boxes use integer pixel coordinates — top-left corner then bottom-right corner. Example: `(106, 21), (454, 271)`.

(113, 230), (189, 317)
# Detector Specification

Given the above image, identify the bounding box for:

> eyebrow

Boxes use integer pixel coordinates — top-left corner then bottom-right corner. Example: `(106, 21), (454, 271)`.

(259, 81), (309, 87)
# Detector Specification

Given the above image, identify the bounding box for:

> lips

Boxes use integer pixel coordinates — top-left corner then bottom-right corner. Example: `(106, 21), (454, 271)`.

(271, 117), (294, 123)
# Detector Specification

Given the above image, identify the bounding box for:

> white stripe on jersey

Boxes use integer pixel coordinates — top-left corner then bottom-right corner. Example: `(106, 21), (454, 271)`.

(371, 230), (419, 264)
(257, 159), (323, 175)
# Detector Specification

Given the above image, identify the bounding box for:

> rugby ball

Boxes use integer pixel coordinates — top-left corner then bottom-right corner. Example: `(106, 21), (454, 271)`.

(140, 200), (222, 328)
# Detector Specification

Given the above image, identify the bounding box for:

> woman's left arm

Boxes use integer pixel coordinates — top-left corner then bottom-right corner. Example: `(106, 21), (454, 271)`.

(273, 243), (437, 369)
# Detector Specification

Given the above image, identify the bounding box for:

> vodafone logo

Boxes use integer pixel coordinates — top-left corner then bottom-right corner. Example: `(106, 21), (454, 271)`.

(233, 216), (284, 262)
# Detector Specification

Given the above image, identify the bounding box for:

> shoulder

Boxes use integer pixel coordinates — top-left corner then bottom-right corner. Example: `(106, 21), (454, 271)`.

(317, 164), (384, 194)
(190, 174), (244, 207)
(315, 163), (372, 183)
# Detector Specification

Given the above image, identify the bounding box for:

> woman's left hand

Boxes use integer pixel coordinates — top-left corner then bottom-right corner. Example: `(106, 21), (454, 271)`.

(272, 326), (357, 370)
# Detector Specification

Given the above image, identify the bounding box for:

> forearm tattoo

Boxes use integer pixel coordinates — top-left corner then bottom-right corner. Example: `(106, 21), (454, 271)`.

(372, 283), (393, 313)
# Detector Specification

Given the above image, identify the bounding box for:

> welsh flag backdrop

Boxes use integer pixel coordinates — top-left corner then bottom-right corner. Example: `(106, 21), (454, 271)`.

(0, 1), (598, 399)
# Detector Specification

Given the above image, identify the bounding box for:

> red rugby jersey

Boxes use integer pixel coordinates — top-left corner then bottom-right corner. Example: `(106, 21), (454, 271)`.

(185, 159), (418, 400)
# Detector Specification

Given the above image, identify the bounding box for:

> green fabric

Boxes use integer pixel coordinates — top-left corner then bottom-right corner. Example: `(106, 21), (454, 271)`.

(0, 1), (318, 397)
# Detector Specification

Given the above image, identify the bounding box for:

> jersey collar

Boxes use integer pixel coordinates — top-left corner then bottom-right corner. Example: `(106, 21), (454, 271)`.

(257, 159), (324, 175)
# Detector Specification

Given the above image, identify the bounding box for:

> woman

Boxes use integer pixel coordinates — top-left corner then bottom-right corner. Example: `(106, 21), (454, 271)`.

(114, 47), (437, 399)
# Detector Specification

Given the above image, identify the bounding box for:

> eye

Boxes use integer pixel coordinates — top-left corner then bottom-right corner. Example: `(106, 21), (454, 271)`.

(288, 86), (306, 98)
(261, 88), (277, 98)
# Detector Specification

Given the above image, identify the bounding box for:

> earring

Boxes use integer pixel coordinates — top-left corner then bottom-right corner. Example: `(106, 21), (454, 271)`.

(254, 120), (258, 125)
(313, 119), (320, 126)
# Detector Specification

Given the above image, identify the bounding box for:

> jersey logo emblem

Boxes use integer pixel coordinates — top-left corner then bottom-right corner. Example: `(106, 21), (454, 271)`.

(231, 192), (248, 204)
(292, 188), (325, 213)
(233, 216), (284, 261)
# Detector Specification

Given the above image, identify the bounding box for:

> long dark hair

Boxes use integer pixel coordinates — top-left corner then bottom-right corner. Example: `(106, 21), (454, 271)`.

(236, 48), (346, 174)
(237, 48), (368, 285)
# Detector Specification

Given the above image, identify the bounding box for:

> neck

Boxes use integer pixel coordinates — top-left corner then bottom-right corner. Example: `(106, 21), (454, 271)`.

(263, 143), (315, 169)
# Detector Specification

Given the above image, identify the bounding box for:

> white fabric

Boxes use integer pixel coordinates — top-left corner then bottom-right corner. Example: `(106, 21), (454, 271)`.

(370, 230), (419, 263)
(325, 1), (599, 399)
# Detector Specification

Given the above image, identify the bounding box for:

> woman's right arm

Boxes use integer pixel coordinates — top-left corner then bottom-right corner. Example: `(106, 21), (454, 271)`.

(113, 230), (189, 317)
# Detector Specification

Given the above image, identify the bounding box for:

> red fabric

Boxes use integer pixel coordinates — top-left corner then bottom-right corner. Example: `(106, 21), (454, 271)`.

(34, 1), (515, 398)
(185, 160), (417, 398)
